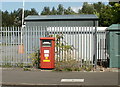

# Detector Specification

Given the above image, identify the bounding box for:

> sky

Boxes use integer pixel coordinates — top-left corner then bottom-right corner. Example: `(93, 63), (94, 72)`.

(1, 1), (109, 13)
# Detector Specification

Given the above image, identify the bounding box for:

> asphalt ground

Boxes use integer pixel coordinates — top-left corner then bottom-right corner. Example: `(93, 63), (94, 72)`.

(1, 69), (120, 87)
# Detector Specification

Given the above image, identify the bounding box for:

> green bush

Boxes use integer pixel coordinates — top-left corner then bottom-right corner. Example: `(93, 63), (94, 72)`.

(54, 60), (81, 71)
(29, 50), (40, 68)
(54, 59), (94, 72)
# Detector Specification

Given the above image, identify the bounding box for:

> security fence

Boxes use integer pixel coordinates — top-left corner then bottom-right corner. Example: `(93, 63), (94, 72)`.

(0, 26), (108, 67)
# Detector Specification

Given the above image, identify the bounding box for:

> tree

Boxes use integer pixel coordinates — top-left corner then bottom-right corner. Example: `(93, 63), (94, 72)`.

(78, 9), (82, 14)
(93, 2), (105, 13)
(41, 7), (51, 15)
(110, 3), (120, 24)
(82, 2), (95, 14)
(2, 8), (39, 26)
(30, 8), (38, 15)
(99, 5), (112, 26)
(99, 2), (120, 26)
(2, 10), (14, 26)
(50, 7), (57, 15)
(64, 7), (76, 15)
(57, 4), (64, 15)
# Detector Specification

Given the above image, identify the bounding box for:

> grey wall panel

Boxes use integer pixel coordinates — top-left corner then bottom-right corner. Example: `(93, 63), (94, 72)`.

(25, 21), (96, 27)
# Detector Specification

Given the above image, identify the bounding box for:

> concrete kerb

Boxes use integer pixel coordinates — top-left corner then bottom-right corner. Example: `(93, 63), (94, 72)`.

(1, 83), (120, 87)
(1, 67), (120, 72)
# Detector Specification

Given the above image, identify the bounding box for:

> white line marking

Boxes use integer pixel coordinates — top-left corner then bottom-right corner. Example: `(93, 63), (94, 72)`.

(61, 79), (84, 82)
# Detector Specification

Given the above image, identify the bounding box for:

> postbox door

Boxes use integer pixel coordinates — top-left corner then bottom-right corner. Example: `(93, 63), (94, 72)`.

(40, 40), (54, 68)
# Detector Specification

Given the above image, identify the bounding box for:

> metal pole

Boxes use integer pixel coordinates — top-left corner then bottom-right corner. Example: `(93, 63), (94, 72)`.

(21, 0), (25, 45)
(94, 21), (98, 69)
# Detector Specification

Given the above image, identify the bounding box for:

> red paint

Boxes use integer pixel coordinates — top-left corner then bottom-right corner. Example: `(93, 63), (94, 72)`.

(40, 37), (55, 69)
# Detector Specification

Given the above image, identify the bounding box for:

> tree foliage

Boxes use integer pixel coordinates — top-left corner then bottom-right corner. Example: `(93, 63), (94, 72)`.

(41, 7), (51, 15)
(82, 2), (95, 14)
(1, 2), (120, 27)
(2, 8), (38, 27)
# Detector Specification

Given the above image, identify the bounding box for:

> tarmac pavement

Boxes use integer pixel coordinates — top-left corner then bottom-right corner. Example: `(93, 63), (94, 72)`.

(1, 68), (120, 87)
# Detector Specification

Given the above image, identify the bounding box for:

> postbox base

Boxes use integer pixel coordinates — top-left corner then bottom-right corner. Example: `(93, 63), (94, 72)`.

(40, 68), (54, 70)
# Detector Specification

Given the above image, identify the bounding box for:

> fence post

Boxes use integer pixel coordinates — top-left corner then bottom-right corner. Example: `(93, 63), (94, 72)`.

(94, 21), (98, 69)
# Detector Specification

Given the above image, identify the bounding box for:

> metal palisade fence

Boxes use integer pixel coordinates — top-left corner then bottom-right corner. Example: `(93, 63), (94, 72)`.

(0, 26), (108, 67)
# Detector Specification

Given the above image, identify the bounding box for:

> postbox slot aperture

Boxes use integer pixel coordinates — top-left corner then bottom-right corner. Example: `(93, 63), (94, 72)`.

(42, 40), (51, 47)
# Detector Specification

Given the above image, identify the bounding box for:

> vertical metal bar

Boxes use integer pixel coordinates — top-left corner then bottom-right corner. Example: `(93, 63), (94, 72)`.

(66, 25), (70, 61)
(56, 26), (60, 61)
(2, 27), (4, 65)
(41, 26), (43, 37)
(73, 26), (74, 60)
(6, 27), (9, 65)
(101, 32), (103, 63)
(102, 32), (104, 66)
(99, 32), (101, 66)
(94, 22), (98, 68)
(33, 26), (35, 52)
(31, 26), (33, 54)
(74, 26), (78, 60)
(3, 27), (4, 65)
(83, 26), (85, 67)
(33, 26), (35, 63)
(52, 26), (56, 61)
(74, 27), (75, 60)
(39, 26), (41, 48)
(11, 27), (14, 65)
(104, 32), (106, 63)
(36, 26), (38, 50)
(68, 26), (70, 60)
(33, 26), (34, 53)
(65, 26), (67, 61)
(92, 26), (94, 66)
(30, 26), (32, 55)
(54, 26), (57, 62)
(77, 26), (79, 62)
(5, 27), (9, 64)
(13, 27), (15, 66)
(14, 27), (16, 66)
(18, 27), (20, 65)
(0, 27), (1, 65)
(97, 31), (99, 65)
(58, 26), (60, 61)
(44, 26), (46, 37)
(81, 26), (83, 67)
(19, 27), (22, 64)
(0, 27), (2, 65)
(11, 27), (13, 66)
(102, 31), (106, 64)
(31, 26), (33, 56)
(25, 26), (27, 65)
(85, 26), (87, 67)
(9, 27), (11, 65)
(27, 26), (29, 63)
(88, 26), (91, 66)
(103, 32), (105, 65)
(105, 31), (107, 66)
(2, 27), (3, 65)
(61, 26), (63, 61)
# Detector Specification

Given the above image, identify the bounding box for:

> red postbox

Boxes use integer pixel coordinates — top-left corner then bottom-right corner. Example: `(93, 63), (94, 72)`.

(40, 37), (55, 69)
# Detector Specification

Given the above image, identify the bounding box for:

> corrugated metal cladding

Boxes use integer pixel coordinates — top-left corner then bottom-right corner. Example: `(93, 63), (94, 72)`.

(24, 15), (99, 27)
